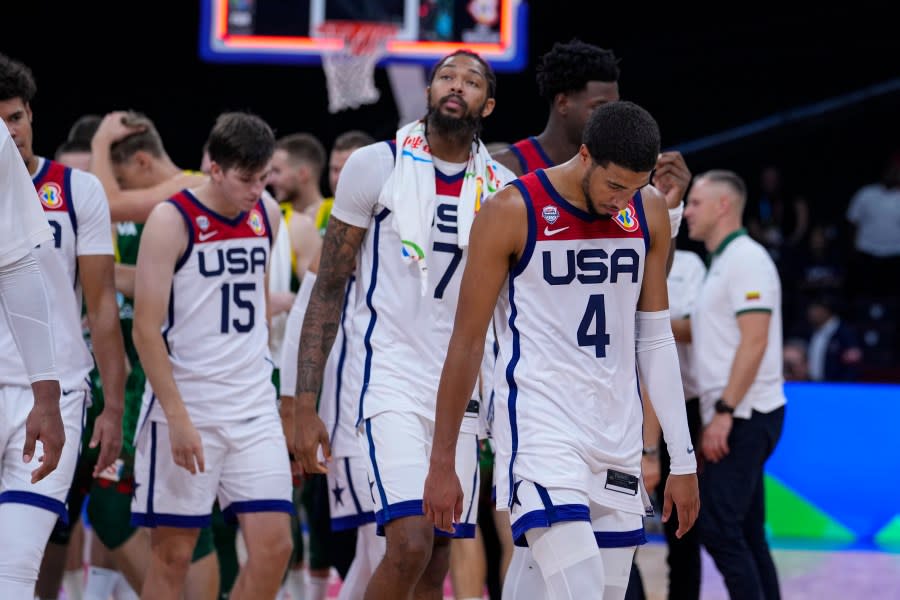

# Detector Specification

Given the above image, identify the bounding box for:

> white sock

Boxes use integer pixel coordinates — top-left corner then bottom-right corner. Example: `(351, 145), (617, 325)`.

(283, 568), (307, 600)
(84, 566), (118, 600)
(309, 573), (329, 600)
(501, 546), (545, 600)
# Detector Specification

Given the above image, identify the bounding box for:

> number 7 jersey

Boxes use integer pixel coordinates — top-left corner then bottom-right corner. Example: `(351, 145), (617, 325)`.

(492, 170), (651, 515)
(140, 190), (275, 428)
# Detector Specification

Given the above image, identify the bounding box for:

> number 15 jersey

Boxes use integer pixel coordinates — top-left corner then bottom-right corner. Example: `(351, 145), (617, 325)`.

(140, 190), (275, 428)
(492, 170), (650, 515)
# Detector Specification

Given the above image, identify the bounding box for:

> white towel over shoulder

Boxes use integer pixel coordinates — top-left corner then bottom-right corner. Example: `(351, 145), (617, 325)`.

(377, 119), (506, 294)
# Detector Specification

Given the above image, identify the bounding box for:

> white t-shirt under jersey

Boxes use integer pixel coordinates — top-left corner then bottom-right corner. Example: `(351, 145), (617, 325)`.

(0, 119), (52, 267)
(666, 250), (706, 400)
(329, 141), (515, 423)
(691, 230), (786, 424)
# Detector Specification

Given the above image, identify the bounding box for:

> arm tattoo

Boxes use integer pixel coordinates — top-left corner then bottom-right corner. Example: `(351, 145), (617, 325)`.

(296, 218), (366, 399)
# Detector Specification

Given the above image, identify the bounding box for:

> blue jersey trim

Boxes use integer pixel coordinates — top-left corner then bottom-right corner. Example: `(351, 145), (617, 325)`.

(632, 190), (650, 252)
(365, 419), (391, 524)
(594, 528), (647, 548)
(503, 273), (522, 508)
(183, 189), (246, 228)
(529, 137), (555, 169)
(331, 512), (376, 531)
(222, 499), (295, 523)
(0, 491), (68, 522)
(463, 436), (480, 525)
(344, 456), (365, 516)
(329, 278), (355, 451)
(373, 498), (423, 535)
(435, 522), (476, 539)
(511, 503), (591, 547)
(257, 198), (274, 248)
(131, 512), (212, 529)
(168, 200), (195, 274)
(535, 169), (597, 222)
(357, 210), (389, 426)
(508, 143), (529, 175)
(434, 167), (465, 184)
(62, 167), (78, 237)
(509, 179), (537, 277)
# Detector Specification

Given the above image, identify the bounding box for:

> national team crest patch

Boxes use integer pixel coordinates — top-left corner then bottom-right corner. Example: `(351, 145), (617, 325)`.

(248, 209), (265, 236)
(38, 182), (63, 209)
(196, 215), (210, 231)
(614, 206), (640, 232)
(542, 205), (559, 224)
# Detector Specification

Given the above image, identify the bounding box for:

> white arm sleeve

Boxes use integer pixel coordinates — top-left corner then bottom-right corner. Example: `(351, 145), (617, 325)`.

(635, 309), (696, 475)
(0, 120), (52, 267)
(668, 202), (684, 238)
(278, 272), (317, 397)
(0, 251), (58, 383)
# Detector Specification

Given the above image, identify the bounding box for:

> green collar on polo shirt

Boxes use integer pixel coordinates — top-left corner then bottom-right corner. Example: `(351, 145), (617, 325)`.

(711, 227), (747, 257)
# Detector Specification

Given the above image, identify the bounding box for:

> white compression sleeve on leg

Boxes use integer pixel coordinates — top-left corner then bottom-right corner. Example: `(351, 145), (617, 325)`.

(501, 546), (546, 600)
(599, 546), (637, 600)
(635, 310), (696, 475)
(0, 502), (59, 597)
(84, 566), (118, 600)
(278, 272), (317, 397)
(527, 522), (605, 600)
(0, 250), (57, 382)
(668, 202), (684, 238)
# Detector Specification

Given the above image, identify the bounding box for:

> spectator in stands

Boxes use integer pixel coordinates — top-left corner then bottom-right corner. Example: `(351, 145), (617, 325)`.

(845, 151), (900, 299)
(806, 296), (863, 382)
(783, 339), (810, 382)
(746, 165), (808, 264)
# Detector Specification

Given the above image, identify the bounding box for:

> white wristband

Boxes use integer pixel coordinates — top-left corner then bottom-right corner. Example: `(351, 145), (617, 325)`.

(668, 202), (684, 238)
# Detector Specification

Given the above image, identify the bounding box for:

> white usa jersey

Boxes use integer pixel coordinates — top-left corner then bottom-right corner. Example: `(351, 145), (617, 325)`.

(0, 157), (111, 391)
(140, 190), (276, 428)
(331, 141), (516, 423)
(493, 170), (649, 515)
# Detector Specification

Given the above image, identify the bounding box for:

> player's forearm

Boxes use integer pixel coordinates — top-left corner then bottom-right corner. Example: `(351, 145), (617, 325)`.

(671, 318), (691, 343)
(295, 276), (346, 409)
(431, 336), (485, 465)
(133, 321), (187, 421)
(721, 336), (767, 408)
(641, 389), (661, 448)
(87, 298), (127, 414)
(114, 264), (136, 299)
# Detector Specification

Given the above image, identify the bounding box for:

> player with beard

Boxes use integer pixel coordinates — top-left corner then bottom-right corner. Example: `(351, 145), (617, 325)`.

(287, 50), (515, 599)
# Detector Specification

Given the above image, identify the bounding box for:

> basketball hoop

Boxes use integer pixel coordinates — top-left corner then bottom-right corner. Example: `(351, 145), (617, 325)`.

(317, 21), (397, 114)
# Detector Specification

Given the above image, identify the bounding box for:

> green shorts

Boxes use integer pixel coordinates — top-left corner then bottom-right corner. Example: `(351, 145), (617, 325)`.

(88, 467), (215, 562)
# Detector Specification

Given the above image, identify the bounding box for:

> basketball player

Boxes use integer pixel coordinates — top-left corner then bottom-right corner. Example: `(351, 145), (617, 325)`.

(423, 101), (700, 600)
(131, 112), (292, 600)
(1, 53), (126, 598)
(276, 130), (375, 600)
(83, 111), (220, 600)
(290, 50), (514, 599)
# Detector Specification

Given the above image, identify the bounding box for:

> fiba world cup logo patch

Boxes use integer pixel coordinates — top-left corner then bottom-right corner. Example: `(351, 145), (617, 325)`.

(248, 209), (265, 236)
(542, 205), (559, 224)
(38, 182), (63, 209)
(614, 205), (639, 232)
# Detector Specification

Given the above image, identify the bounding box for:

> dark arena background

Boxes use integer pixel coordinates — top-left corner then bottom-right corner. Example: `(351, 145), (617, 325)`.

(2, 1), (899, 598)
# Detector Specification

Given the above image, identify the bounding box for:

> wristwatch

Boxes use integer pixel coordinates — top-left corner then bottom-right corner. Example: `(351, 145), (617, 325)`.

(714, 398), (734, 415)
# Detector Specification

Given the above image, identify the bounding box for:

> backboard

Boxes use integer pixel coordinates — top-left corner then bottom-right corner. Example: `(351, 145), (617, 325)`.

(199, 0), (528, 71)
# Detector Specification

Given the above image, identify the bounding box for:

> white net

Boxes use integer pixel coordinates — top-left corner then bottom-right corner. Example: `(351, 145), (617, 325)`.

(318, 22), (396, 114)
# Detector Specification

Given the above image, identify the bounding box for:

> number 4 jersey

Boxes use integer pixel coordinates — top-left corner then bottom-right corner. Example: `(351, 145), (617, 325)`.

(492, 169), (650, 516)
(139, 190), (275, 428)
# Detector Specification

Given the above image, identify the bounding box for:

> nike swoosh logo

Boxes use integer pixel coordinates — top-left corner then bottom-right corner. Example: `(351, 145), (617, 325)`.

(198, 230), (218, 242)
(687, 447), (695, 454)
(544, 226), (569, 236)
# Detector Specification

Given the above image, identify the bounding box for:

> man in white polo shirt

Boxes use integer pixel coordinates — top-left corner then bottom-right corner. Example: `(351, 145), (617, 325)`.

(683, 169), (786, 600)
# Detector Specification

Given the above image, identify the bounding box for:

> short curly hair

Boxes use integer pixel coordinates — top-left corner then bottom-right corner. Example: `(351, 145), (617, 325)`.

(0, 52), (37, 103)
(536, 40), (619, 103)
